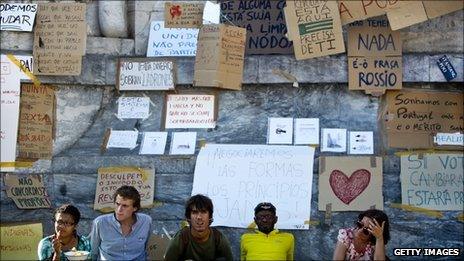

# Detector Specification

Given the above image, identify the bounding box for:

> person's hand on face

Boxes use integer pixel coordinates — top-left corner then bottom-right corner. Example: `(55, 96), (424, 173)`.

(255, 210), (277, 234)
(190, 207), (210, 233)
(52, 231), (62, 254)
(367, 218), (384, 240)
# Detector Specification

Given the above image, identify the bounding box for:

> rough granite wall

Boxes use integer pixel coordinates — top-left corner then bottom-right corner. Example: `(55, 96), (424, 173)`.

(1, 1), (463, 260)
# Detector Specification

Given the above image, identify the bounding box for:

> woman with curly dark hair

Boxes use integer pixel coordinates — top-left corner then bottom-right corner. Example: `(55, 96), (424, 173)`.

(38, 204), (91, 261)
(333, 209), (390, 260)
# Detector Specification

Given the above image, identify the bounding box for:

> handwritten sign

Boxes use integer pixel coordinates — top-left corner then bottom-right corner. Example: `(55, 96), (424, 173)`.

(220, 0), (292, 54)
(284, 0), (345, 60)
(33, 2), (86, 75)
(192, 144), (315, 229)
(1, 55), (33, 172)
(164, 94), (217, 129)
(422, 0), (463, 19)
(194, 24), (246, 90)
(339, 0), (400, 25)
(384, 89), (464, 149)
(106, 130), (138, 149)
(117, 58), (175, 91)
(0, 3), (37, 31)
(94, 167), (154, 211)
(319, 156), (383, 211)
(0, 223), (43, 260)
(146, 21), (198, 57)
(17, 83), (55, 160)
(348, 18), (402, 92)
(4, 174), (51, 209)
(164, 2), (204, 28)
(117, 97), (150, 119)
(401, 153), (464, 211)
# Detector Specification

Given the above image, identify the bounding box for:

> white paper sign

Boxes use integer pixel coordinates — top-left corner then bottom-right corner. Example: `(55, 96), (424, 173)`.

(139, 132), (168, 155)
(0, 3), (37, 31)
(117, 97), (150, 119)
(165, 94), (216, 129)
(192, 144), (315, 229)
(294, 118), (319, 145)
(401, 153), (464, 211)
(267, 118), (293, 144)
(349, 131), (374, 155)
(203, 1), (220, 24)
(117, 58), (175, 91)
(321, 128), (347, 152)
(1, 54), (33, 172)
(170, 132), (196, 155)
(147, 21), (198, 57)
(107, 130), (138, 149)
(434, 133), (464, 146)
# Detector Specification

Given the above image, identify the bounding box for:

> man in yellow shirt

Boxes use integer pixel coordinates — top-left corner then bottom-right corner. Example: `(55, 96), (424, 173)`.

(240, 202), (295, 260)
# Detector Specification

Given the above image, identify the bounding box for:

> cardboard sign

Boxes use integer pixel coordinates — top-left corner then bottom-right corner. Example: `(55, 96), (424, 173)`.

(192, 144), (315, 229)
(17, 83), (55, 160)
(220, 0), (293, 54)
(117, 97), (150, 119)
(338, 0), (401, 25)
(318, 156), (383, 211)
(147, 233), (171, 261)
(0, 3), (38, 31)
(94, 167), (155, 211)
(164, 93), (217, 129)
(193, 24), (246, 90)
(383, 89), (464, 149)
(0, 222), (43, 260)
(401, 153), (464, 211)
(33, 3), (86, 75)
(386, 1), (428, 31)
(4, 174), (51, 209)
(422, 0), (463, 19)
(117, 58), (175, 91)
(146, 21), (198, 57)
(284, 0), (345, 60)
(0, 55), (33, 172)
(348, 18), (402, 92)
(164, 2), (204, 28)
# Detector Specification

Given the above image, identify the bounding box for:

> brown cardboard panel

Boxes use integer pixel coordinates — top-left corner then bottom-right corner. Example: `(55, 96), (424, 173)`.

(164, 2), (204, 28)
(219, 0), (292, 54)
(17, 83), (55, 160)
(194, 24), (246, 90)
(384, 89), (464, 149)
(386, 1), (428, 30)
(284, 0), (345, 60)
(318, 156), (383, 211)
(147, 234), (171, 261)
(33, 2), (86, 75)
(347, 18), (402, 57)
(422, 0), (463, 19)
(348, 57), (402, 90)
(4, 174), (51, 209)
(94, 167), (155, 211)
(339, 0), (401, 25)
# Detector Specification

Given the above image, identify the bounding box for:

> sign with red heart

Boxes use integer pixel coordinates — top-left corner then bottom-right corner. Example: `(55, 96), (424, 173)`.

(329, 169), (371, 205)
(318, 156), (383, 211)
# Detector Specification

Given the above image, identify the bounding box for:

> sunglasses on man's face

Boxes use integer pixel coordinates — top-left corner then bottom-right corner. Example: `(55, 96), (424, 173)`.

(356, 221), (371, 236)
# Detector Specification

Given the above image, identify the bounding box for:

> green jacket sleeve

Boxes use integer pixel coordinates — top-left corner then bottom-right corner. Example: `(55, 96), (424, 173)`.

(164, 231), (183, 261)
(219, 233), (234, 261)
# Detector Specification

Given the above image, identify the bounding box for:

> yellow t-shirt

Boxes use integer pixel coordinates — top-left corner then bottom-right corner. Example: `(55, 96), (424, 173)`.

(240, 229), (294, 260)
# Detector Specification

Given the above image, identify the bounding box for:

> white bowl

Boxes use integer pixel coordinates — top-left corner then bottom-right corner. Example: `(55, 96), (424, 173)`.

(64, 250), (90, 261)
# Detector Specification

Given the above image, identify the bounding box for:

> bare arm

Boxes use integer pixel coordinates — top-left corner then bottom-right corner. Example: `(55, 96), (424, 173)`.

(369, 219), (386, 261)
(333, 241), (347, 261)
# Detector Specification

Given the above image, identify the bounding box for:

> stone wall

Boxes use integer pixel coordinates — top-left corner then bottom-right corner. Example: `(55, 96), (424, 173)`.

(1, 1), (463, 260)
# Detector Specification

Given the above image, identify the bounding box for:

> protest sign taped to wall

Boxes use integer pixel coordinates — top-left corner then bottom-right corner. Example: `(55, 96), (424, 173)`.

(382, 89), (464, 149)
(164, 2), (204, 28)
(0, 3), (37, 31)
(284, 0), (345, 60)
(401, 153), (464, 211)
(94, 166), (154, 211)
(192, 144), (315, 229)
(4, 174), (51, 209)
(220, 0), (292, 54)
(0, 222), (43, 260)
(117, 58), (176, 91)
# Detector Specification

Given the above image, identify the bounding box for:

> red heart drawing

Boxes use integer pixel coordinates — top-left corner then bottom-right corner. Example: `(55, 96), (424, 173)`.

(329, 169), (371, 205)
